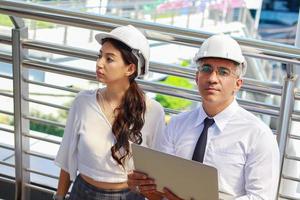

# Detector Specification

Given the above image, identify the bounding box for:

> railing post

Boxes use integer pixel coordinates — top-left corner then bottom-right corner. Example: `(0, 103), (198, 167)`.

(63, 25), (68, 45)
(276, 63), (297, 198)
(10, 16), (30, 200)
(295, 8), (300, 99)
(278, 8), (300, 198)
(254, 0), (262, 33)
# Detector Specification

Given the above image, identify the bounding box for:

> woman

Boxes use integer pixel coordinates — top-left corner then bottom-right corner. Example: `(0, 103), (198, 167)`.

(53, 25), (165, 200)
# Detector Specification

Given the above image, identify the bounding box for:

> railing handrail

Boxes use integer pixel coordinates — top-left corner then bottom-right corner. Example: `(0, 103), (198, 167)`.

(1, 0), (300, 64)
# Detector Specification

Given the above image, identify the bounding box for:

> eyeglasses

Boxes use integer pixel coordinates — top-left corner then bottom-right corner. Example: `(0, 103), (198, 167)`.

(197, 64), (238, 78)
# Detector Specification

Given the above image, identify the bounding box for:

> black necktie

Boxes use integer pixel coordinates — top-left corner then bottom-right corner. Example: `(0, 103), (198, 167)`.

(192, 117), (215, 163)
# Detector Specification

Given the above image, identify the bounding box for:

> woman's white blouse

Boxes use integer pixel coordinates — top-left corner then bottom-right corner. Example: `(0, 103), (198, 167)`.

(54, 89), (165, 182)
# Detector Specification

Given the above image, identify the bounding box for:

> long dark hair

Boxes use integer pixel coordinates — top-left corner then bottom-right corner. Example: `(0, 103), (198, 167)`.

(101, 38), (146, 167)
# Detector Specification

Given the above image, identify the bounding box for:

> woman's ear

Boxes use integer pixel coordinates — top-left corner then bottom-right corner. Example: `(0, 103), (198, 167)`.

(125, 63), (136, 76)
(195, 71), (199, 85)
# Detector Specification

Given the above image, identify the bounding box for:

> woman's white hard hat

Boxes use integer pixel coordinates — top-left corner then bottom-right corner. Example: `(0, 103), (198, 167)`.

(194, 34), (247, 76)
(95, 25), (150, 77)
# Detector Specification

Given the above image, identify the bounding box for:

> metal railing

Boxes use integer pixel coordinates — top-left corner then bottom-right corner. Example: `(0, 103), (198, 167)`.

(0, 1), (300, 200)
(23, 0), (259, 42)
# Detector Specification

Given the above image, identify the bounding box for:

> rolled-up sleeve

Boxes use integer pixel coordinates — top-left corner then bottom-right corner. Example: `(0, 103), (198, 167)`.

(149, 105), (165, 148)
(153, 116), (176, 155)
(235, 133), (280, 200)
(54, 97), (80, 181)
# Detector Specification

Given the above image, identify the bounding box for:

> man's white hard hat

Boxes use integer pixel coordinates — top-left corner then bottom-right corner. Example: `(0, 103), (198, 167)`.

(194, 34), (247, 76)
(95, 25), (150, 77)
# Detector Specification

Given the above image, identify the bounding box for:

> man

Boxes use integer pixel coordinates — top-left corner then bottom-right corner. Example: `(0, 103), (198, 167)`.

(128, 34), (280, 200)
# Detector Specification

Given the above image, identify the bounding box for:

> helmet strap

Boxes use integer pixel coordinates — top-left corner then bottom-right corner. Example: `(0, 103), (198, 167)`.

(132, 49), (145, 77)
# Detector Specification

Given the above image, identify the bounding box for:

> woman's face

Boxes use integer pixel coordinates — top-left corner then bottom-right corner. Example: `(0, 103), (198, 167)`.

(96, 41), (135, 85)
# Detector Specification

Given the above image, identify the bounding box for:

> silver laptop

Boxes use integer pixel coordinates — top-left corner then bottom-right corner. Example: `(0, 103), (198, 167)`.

(131, 143), (219, 200)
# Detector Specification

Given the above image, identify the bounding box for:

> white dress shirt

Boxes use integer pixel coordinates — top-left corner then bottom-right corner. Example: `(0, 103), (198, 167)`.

(55, 89), (165, 182)
(154, 99), (279, 200)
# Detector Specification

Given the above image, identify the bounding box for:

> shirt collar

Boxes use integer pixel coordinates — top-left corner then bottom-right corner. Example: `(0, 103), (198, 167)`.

(194, 106), (208, 128)
(194, 99), (239, 132)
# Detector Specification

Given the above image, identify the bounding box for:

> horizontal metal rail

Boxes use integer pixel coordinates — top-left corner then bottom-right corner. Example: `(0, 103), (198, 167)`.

(0, 126), (14, 133)
(295, 90), (300, 101)
(23, 40), (96, 61)
(24, 96), (69, 111)
(239, 98), (280, 112)
(23, 150), (54, 161)
(0, 92), (13, 98)
(164, 108), (180, 115)
(0, 74), (13, 80)
(241, 78), (281, 90)
(282, 175), (300, 183)
(23, 132), (61, 145)
(0, 34), (11, 45)
(245, 51), (300, 66)
(292, 115), (300, 122)
(142, 80), (197, 107)
(241, 83), (282, 96)
(293, 110), (300, 117)
(279, 175), (300, 200)
(24, 168), (58, 180)
(0, 109), (13, 116)
(0, 175), (15, 184)
(23, 77), (80, 94)
(0, 143), (14, 151)
(0, 160), (15, 168)
(279, 194), (300, 200)
(24, 182), (55, 194)
(289, 134), (300, 141)
(291, 114), (300, 122)
(233, 104), (278, 117)
(150, 62), (196, 79)
(23, 115), (65, 128)
(23, 59), (95, 81)
(0, 52), (12, 63)
(285, 155), (300, 162)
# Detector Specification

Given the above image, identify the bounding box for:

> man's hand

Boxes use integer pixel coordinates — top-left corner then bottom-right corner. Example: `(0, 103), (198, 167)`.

(127, 170), (157, 195)
(163, 187), (184, 200)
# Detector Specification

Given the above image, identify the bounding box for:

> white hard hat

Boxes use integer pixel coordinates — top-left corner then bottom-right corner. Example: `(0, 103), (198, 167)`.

(95, 25), (150, 77)
(194, 34), (247, 76)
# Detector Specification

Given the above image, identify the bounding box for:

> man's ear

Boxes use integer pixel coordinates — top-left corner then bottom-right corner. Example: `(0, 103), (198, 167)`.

(235, 78), (243, 91)
(126, 63), (136, 76)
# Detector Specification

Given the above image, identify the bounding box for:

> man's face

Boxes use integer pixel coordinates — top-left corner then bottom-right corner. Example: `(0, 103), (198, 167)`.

(195, 58), (243, 108)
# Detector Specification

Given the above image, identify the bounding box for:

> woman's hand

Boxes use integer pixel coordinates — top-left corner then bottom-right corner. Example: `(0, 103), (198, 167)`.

(128, 170), (164, 199)
(128, 170), (156, 194)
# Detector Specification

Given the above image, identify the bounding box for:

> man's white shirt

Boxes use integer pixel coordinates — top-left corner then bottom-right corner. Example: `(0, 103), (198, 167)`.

(154, 99), (280, 200)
